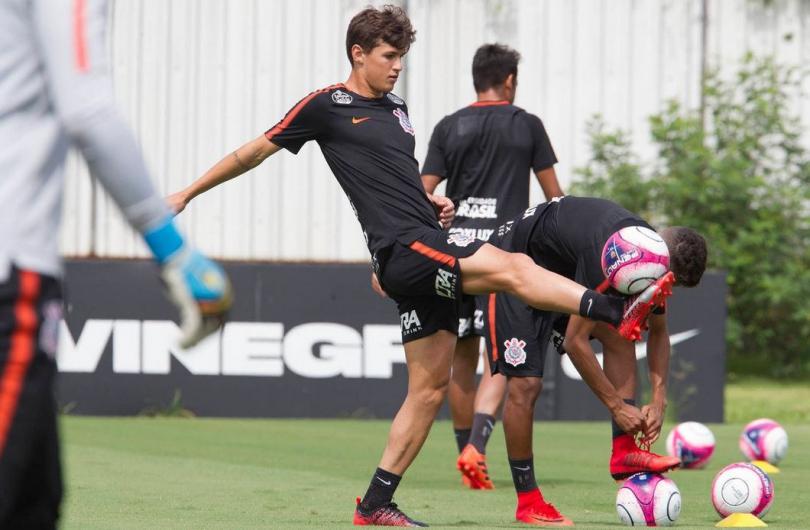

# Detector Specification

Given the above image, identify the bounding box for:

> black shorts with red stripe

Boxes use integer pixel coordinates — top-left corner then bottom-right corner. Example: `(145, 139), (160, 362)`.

(377, 229), (485, 343)
(0, 267), (62, 528)
(483, 291), (559, 378)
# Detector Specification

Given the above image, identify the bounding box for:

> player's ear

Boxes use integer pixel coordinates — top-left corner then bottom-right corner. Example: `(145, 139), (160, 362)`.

(351, 44), (365, 68)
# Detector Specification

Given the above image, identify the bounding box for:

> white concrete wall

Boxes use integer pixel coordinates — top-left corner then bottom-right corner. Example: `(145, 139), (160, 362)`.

(60, 0), (810, 261)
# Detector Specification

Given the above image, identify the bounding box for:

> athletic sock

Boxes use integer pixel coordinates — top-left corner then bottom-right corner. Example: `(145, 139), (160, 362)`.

(454, 428), (472, 453)
(509, 457), (538, 492)
(359, 468), (401, 513)
(612, 398), (637, 439)
(579, 289), (623, 326)
(468, 413), (496, 454)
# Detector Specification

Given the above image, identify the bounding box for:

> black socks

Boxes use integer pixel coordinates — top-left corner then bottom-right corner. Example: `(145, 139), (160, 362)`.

(509, 457), (538, 492)
(579, 289), (624, 326)
(468, 413), (496, 454)
(454, 428), (471, 453)
(360, 467), (401, 512)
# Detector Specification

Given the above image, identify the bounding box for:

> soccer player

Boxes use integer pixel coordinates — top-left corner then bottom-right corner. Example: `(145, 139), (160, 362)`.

(420, 43), (563, 490)
(484, 196), (707, 526)
(168, 6), (656, 526)
(0, 0), (232, 527)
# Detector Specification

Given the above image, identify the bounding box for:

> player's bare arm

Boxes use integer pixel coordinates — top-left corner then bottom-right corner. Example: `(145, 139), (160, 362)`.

(563, 315), (645, 434)
(640, 313), (670, 444)
(168, 135), (281, 214)
(420, 174), (454, 228)
(535, 166), (564, 200)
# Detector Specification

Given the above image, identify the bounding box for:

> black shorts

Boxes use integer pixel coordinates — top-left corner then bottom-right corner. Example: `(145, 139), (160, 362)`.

(378, 229), (486, 343)
(484, 291), (561, 378)
(457, 295), (485, 339)
(0, 267), (63, 528)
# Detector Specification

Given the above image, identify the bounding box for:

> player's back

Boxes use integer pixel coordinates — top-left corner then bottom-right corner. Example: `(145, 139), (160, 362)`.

(0, 1), (70, 281)
(424, 102), (556, 241)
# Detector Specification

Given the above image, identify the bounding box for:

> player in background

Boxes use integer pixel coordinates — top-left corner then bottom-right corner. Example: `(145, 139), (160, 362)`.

(0, 0), (232, 527)
(168, 6), (657, 526)
(420, 43), (563, 490)
(484, 196), (707, 526)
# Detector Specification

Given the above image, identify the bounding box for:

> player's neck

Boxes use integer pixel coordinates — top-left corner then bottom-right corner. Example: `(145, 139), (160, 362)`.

(344, 73), (384, 99)
(476, 88), (511, 104)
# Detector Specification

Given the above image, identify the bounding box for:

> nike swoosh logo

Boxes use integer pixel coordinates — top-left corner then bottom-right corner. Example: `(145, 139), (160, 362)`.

(586, 298), (593, 316)
(513, 465), (531, 471)
(352, 117), (371, 124)
(560, 329), (700, 380)
(376, 477), (392, 486)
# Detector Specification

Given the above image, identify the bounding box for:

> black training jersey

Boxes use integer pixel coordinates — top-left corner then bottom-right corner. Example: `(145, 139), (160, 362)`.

(492, 196), (651, 292)
(266, 84), (440, 256)
(421, 101), (557, 242)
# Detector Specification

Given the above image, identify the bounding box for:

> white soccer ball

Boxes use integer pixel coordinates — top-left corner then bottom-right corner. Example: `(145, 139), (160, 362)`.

(601, 226), (670, 295)
(711, 462), (774, 518)
(666, 421), (716, 469)
(739, 418), (788, 465)
(616, 472), (681, 526)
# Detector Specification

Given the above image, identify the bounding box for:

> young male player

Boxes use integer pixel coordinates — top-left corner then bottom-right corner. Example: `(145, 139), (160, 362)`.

(485, 196), (707, 526)
(420, 43), (563, 490)
(168, 6), (659, 526)
(0, 1), (232, 526)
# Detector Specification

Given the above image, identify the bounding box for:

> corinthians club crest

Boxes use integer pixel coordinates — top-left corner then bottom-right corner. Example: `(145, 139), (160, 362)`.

(393, 108), (415, 136)
(503, 338), (527, 367)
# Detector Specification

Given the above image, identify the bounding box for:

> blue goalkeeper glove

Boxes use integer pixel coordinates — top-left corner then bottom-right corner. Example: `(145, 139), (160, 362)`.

(144, 218), (232, 348)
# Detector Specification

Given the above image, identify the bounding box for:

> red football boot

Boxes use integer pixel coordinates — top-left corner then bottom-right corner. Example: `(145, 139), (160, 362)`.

(618, 272), (675, 341)
(515, 489), (574, 526)
(353, 497), (428, 527)
(610, 434), (681, 481)
(461, 474), (482, 490)
(456, 444), (495, 490)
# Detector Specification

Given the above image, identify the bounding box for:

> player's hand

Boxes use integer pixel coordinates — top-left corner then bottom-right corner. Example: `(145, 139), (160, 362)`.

(612, 401), (646, 435)
(370, 272), (387, 298)
(640, 400), (666, 444)
(166, 191), (189, 215)
(161, 246), (233, 348)
(428, 194), (455, 229)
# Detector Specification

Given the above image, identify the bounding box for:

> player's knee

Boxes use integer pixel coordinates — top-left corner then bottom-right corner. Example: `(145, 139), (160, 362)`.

(502, 252), (536, 292)
(412, 380), (449, 410)
(507, 377), (543, 408)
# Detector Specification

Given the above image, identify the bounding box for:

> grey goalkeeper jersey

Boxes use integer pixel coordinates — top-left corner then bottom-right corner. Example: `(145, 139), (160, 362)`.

(0, 0), (169, 282)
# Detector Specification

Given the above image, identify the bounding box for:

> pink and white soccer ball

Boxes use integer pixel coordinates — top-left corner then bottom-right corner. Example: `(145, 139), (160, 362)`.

(616, 472), (681, 526)
(601, 226), (670, 295)
(711, 462), (774, 518)
(739, 418), (788, 465)
(666, 421), (716, 469)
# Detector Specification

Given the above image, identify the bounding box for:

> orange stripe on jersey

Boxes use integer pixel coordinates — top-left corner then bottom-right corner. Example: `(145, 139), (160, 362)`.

(265, 83), (345, 141)
(408, 241), (456, 267)
(0, 271), (40, 457)
(469, 100), (509, 107)
(596, 278), (610, 293)
(73, 0), (89, 72)
(488, 293), (498, 362)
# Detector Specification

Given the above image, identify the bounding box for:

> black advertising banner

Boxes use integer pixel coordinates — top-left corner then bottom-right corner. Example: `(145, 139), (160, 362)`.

(58, 260), (726, 421)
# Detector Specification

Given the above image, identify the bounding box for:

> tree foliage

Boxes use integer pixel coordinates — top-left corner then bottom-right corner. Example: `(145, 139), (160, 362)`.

(572, 54), (810, 376)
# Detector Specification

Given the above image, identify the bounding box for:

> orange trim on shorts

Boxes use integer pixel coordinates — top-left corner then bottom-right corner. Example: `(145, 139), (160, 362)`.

(596, 278), (610, 293)
(0, 271), (40, 457)
(408, 241), (456, 267)
(73, 0), (89, 72)
(488, 293), (498, 362)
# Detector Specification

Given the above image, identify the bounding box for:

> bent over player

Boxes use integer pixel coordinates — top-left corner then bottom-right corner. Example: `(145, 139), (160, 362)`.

(484, 196), (707, 526)
(0, 0), (231, 527)
(420, 43), (563, 490)
(168, 6), (656, 526)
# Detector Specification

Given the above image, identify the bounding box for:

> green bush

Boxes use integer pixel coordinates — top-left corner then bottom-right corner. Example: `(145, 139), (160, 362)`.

(572, 54), (810, 376)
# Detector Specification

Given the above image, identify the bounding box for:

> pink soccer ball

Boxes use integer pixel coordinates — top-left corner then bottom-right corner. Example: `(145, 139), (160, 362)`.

(616, 472), (681, 526)
(601, 226), (670, 295)
(711, 462), (774, 518)
(739, 418), (788, 465)
(666, 421), (716, 469)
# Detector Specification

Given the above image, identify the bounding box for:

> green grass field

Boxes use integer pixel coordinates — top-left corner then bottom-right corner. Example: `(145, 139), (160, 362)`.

(61, 402), (808, 528)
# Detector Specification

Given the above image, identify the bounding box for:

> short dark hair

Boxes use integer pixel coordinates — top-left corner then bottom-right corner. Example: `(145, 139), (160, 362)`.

(665, 227), (708, 287)
(472, 43), (521, 92)
(345, 5), (416, 65)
